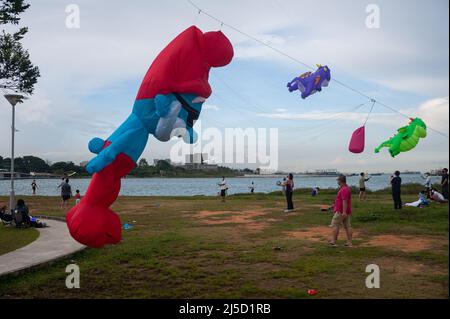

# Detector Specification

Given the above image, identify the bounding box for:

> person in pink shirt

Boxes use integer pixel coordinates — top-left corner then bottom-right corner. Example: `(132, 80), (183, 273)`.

(329, 175), (353, 247)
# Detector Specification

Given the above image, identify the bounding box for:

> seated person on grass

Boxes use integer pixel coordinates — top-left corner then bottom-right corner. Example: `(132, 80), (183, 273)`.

(404, 191), (430, 208)
(0, 205), (13, 223)
(14, 200), (47, 228)
(430, 188), (448, 204)
(14, 199), (31, 227)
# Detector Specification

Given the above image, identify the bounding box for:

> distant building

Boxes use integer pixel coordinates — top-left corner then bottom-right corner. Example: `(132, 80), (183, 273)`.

(184, 153), (218, 171)
(304, 169), (340, 176)
(185, 153), (206, 165)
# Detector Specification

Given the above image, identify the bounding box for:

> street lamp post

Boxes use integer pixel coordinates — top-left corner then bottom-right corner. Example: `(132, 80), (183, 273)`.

(4, 93), (27, 213)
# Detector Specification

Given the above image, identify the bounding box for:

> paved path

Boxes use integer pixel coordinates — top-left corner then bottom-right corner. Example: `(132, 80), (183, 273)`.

(0, 219), (85, 277)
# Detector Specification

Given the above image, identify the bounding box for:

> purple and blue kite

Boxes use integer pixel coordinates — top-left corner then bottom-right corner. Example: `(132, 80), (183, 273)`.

(287, 65), (331, 99)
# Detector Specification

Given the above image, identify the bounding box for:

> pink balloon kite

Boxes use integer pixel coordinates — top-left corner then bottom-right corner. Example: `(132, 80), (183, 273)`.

(349, 126), (365, 154)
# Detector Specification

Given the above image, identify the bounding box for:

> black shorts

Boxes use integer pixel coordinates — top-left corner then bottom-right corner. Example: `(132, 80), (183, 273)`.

(62, 195), (71, 201)
(360, 188), (366, 192)
(220, 190), (226, 197)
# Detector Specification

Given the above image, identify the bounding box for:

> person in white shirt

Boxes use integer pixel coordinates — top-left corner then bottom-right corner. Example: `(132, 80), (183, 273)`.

(422, 173), (432, 190)
(430, 188), (448, 203)
(218, 177), (228, 202)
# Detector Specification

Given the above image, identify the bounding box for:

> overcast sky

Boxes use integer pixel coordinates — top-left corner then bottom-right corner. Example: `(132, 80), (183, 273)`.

(0, 0), (448, 173)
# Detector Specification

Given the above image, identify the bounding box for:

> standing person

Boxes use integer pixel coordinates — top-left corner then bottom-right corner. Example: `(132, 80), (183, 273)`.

(282, 174), (295, 213)
(422, 172), (433, 196)
(57, 177), (65, 190)
(74, 190), (82, 205)
(422, 172), (432, 189)
(218, 177), (228, 202)
(441, 168), (449, 200)
(31, 180), (38, 195)
(329, 175), (352, 247)
(60, 179), (73, 209)
(249, 181), (255, 194)
(391, 171), (402, 210)
(358, 172), (371, 200)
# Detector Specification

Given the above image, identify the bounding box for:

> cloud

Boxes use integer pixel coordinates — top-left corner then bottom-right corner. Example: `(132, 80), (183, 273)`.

(257, 97), (450, 133)
(257, 110), (399, 126)
(416, 97), (449, 135)
(227, 1), (449, 96)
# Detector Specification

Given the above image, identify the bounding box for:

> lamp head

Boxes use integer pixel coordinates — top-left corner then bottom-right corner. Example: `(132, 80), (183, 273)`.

(4, 94), (28, 106)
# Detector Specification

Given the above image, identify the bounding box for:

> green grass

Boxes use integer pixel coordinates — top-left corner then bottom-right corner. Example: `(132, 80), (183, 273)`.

(0, 226), (39, 255)
(0, 186), (448, 299)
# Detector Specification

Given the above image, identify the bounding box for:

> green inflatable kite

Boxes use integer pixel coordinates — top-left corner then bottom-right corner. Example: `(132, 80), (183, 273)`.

(375, 117), (427, 158)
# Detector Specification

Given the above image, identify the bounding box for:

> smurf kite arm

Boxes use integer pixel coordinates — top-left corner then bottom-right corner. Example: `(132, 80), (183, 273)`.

(86, 127), (148, 174)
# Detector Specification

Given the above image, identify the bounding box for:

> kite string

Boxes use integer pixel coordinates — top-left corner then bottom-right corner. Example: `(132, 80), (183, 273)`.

(363, 99), (376, 127)
(305, 102), (369, 139)
(278, 101), (369, 133)
(186, 0), (449, 139)
(213, 70), (372, 131)
(186, 0), (313, 70)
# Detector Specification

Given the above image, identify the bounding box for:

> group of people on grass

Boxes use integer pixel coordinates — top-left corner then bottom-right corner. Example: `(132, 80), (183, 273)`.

(0, 177), (84, 228)
(217, 169), (448, 248)
(392, 168), (448, 209)
(4, 168), (448, 238)
(1, 177), (84, 228)
(218, 168), (448, 214)
(0, 199), (46, 228)
(30, 178), (82, 207)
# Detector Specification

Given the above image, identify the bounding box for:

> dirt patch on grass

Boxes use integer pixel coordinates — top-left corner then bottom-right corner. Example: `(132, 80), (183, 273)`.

(285, 226), (360, 242)
(285, 227), (441, 253)
(193, 209), (280, 232)
(364, 235), (435, 252)
(373, 257), (447, 276)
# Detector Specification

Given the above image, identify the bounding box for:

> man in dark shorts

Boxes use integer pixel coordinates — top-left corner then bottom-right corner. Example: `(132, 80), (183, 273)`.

(391, 171), (402, 209)
(61, 178), (73, 208)
(249, 182), (255, 194)
(219, 177), (228, 202)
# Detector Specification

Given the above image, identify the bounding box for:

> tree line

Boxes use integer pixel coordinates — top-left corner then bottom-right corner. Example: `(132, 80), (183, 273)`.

(131, 159), (245, 177)
(0, 155), (88, 176)
(0, 156), (249, 178)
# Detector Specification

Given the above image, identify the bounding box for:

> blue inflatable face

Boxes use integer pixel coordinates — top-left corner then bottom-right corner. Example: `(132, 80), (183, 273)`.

(287, 65), (331, 99)
(153, 93), (204, 144)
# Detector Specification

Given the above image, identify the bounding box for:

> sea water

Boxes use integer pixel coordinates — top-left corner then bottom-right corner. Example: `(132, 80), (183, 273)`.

(0, 174), (431, 197)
